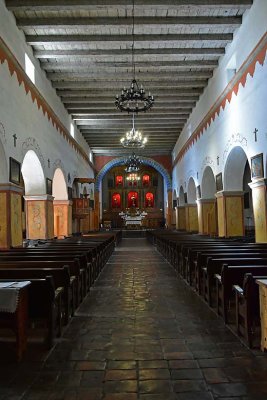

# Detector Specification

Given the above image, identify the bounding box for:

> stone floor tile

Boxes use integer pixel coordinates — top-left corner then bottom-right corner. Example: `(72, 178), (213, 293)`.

(139, 368), (171, 380)
(1, 238), (267, 400)
(139, 379), (173, 393)
(105, 369), (137, 380)
(172, 379), (207, 392)
(103, 380), (137, 393)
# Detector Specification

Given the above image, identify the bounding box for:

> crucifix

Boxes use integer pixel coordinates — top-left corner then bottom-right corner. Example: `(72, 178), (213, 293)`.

(13, 134), (17, 147)
(253, 128), (258, 142)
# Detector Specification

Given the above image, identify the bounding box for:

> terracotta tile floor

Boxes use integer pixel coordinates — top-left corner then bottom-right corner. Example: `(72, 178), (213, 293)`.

(1, 237), (267, 399)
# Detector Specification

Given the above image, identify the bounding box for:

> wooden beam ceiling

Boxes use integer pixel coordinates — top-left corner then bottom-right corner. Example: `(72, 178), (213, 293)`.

(5, 0), (253, 156)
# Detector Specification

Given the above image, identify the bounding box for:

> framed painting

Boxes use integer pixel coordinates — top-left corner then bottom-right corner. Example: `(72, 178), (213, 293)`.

(9, 157), (21, 185)
(46, 178), (52, 195)
(216, 173), (223, 192)
(251, 153), (264, 179)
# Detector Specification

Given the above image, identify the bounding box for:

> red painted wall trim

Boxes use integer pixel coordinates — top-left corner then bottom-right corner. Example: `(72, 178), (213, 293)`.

(173, 32), (267, 168)
(0, 36), (95, 171)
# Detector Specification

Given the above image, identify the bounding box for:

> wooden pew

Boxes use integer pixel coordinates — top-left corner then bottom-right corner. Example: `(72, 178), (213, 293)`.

(203, 257), (267, 306)
(233, 273), (267, 348)
(215, 264), (267, 323)
(0, 265), (72, 325)
(0, 276), (62, 350)
(0, 256), (82, 307)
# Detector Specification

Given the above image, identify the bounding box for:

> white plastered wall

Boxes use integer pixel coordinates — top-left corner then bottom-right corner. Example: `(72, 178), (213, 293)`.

(172, 0), (267, 194)
(0, 0), (94, 186)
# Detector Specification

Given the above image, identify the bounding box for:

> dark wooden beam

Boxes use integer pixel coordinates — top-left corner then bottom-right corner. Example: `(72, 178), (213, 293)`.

(35, 47), (224, 58)
(6, 0), (253, 10)
(17, 16), (242, 29)
(25, 33), (233, 45)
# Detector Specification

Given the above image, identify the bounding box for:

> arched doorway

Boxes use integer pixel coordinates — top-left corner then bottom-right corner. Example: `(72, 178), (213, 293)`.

(186, 177), (199, 232)
(21, 150), (48, 240)
(199, 166), (217, 235)
(52, 167), (70, 238)
(95, 156), (172, 229)
(177, 185), (186, 230)
(219, 146), (250, 237)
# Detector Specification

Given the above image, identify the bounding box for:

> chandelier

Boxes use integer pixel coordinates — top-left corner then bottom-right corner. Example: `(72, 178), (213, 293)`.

(126, 173), (140, 182)
(120, 113), (148, 148)
(115, 0), (154, 114)
(125, 152), (142, 173)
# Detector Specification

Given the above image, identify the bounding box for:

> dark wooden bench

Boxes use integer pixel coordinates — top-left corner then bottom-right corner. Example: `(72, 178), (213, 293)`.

(203, 257), (267, 306)
(0, 265), (71, 325)
(233, 273), (267, 348)
(215, 264), (267, 323)
(0, 276), (62, 350)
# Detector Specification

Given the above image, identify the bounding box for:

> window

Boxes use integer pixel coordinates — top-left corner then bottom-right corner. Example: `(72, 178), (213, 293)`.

(70, 123), (74, 138)
(25, 54), (35, 84)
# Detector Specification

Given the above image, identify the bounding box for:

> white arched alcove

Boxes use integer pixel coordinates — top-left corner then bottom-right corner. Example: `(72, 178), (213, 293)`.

(52, 168), (68, 200)
(21, 150), (46, 195)
(201, 166), (216, 199)
(224, 146), (249, 191)
(187, 177), (197, 204)
(179, 186), (185, 206)
(0, 138), (8, 183)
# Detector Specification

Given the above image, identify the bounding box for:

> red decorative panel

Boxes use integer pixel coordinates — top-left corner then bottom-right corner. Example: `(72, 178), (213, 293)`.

(145, 192), (154, 208)
(112, 193), (121, 208)
(143, 174), (150, 186)
(128, 191), (138, 208)
(116, 175), (123, 186)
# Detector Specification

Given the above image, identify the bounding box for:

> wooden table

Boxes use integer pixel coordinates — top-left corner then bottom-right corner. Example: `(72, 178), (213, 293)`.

(256, 279), (267, 352)
(0, 281), (31, 361)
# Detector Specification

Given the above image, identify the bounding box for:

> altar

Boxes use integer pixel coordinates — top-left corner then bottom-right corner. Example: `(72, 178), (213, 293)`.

(119, 210), (147, 227)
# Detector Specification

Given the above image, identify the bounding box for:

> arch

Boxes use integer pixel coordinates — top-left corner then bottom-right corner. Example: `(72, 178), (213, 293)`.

(52, 168), (68, 200)
(179, 186), (185, 206)
(21, 150), (46, 195)
(95, 156), (172, 192)
(0, 137), (8, 183)
(224, 146), (249, 191)
(201, 166), (216, 199)
(187, 177), (197, 204)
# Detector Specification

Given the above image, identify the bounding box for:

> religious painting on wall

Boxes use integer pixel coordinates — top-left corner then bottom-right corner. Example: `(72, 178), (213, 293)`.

(145, 192), (154, 208)
(9, 157), (21, 185)
(143, 174), (150, 186)
(116, 175), (123, 187)
(128, 191), (138, 208)
(251, 153), (264, 179)
(112, 193), (121, 208)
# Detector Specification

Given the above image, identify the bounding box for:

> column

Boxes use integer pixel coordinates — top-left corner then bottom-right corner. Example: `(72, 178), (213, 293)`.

(197, 198), (217, 235)
(249, 178), (267, 243)
(177, 206), (186, 230)
(94, 191), (100, 231)
(166, 190), (172, 228)
(24, 195), (54, 240)
(53, 200), (73, 238)
(215, 191), (244, 237)
(0, 184), (23, 249)
(185, 204), (199, 232)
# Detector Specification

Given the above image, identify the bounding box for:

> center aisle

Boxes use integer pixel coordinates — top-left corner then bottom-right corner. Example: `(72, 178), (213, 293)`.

(23, 238), (267, 399)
